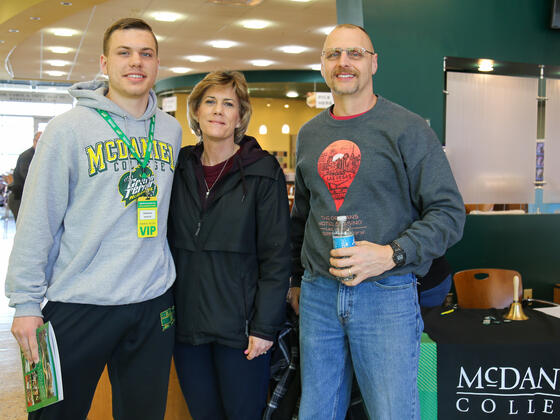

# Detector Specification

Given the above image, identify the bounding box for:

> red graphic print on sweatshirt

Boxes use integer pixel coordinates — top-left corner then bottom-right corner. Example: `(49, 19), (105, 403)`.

(317, 140), (361, 211)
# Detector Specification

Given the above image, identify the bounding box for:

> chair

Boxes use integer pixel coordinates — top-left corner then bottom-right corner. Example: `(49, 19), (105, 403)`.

(453, 268), (523, 309)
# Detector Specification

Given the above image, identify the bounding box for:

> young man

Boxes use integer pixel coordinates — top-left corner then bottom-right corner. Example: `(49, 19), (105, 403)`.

(289, 24), (465, 419)
(6, 18), (182, 419)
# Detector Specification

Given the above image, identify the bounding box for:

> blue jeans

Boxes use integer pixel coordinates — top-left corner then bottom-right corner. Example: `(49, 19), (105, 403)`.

(299, 272), (423, 420)
(174, 342), (271, 420)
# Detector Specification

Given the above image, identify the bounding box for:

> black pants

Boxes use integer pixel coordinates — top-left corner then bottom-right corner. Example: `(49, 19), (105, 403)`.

(174, 341), (271, 420)
(29, 289), (175, 420)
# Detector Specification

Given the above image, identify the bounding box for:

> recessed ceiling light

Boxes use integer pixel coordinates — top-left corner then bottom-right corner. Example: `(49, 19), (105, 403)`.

(286, 91), (298, 98)
(279, 45), (307, 54)
(208, 40), (238, 49)
(151, 12), (183, 22)
(8, 29), (20, 33)
(30, 17), (41, 21)
(310, 64), (321, 71)
(284, 104), (290, 109)
(170, 67), (192, 74)
(45, 70), (66, 77)
(282, 124), (290, 134)
(51, 28), (78, 37)
(46, 60), (71, 67)
(241, 20), (271, 30)
(49, 46), (73, 54)
(185, 55), (212, 63)
(60, 2), (72, 5)
(250, 59), (274, 67)
(318, 26), (335, 35)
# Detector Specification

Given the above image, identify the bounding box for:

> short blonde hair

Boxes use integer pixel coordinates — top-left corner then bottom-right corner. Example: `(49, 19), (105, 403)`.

(187, 71), (252, 144)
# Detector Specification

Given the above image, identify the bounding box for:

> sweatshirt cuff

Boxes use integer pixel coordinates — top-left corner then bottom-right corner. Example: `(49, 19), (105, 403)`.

(394, 236), (416, 267)
(14, 303), (43, 318)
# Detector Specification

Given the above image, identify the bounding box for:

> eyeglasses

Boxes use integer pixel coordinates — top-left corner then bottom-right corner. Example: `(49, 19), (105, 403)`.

(321, 47), (375, 61)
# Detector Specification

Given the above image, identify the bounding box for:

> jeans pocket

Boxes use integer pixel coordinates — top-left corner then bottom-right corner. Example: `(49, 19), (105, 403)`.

(301, 270), (315, 283)
(373, 273), (415, 290)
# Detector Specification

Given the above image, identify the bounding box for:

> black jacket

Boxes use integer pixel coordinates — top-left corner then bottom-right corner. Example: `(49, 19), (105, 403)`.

(168, 136), (291, 348)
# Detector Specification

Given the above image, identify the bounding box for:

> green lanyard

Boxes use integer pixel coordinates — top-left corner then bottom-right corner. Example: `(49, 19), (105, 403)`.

(97, 109), (155, 178)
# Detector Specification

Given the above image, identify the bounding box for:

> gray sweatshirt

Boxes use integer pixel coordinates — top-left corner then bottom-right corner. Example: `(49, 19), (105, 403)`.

(291, 96), (465, 285)
(5, 81), (182, 317)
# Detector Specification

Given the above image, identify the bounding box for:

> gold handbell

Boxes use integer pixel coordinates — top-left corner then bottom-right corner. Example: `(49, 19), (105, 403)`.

(504, 275), (529, 321)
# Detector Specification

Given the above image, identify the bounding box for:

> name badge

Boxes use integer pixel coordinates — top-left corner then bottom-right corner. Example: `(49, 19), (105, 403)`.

(137, 196), (158, 238)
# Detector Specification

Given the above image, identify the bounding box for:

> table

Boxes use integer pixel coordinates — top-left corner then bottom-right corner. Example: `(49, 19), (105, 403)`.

(419, 307), (560, 419)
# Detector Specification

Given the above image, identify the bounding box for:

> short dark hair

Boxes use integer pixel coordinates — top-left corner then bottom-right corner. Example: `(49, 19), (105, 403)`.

(188, 71), (252, 144)
(103, 18), (158, 56)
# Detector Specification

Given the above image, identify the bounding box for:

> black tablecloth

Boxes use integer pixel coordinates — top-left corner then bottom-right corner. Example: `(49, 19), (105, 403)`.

(421, 307), (560, 419)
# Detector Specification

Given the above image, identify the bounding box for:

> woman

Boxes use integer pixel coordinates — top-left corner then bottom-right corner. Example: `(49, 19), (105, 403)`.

(168, 71), (291, 420)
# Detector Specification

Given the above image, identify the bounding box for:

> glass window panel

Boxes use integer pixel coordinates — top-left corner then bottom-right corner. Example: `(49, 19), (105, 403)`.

(445, 72), (537, 204)
(0, 116), (34, 173)
(543, 79), (560, 203)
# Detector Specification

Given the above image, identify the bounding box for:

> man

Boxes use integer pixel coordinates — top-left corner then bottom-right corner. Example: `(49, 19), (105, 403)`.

(6, 18), (182, 419)
(289, 24), (465, 419)
(7, 131), (41, 221)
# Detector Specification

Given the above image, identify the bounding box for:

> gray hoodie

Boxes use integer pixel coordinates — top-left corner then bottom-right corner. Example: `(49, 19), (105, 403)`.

(5, 81), (182, 317)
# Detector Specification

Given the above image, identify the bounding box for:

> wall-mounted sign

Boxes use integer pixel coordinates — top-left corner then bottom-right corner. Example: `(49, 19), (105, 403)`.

(306, 92), (333, 109)
(162, 96), (177, 112)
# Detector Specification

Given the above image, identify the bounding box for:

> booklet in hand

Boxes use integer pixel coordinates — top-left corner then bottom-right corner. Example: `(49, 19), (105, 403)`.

(20, 321), (63, 412)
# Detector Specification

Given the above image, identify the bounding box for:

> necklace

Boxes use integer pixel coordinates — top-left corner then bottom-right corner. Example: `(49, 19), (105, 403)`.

(203, 157), (230, 198)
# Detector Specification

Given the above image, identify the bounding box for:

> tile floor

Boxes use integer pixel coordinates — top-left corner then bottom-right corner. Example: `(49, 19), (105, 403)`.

(0, 215), (28, 420)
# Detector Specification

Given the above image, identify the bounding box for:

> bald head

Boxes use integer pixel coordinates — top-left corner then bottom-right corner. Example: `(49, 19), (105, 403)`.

(323, 24), (374, 53)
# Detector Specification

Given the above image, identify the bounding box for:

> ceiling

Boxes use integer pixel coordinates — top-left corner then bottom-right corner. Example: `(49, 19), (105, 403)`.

(0, 0), (337, 85)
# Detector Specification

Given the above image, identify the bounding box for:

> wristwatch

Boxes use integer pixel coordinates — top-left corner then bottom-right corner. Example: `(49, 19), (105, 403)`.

(390, 240), (406, 267)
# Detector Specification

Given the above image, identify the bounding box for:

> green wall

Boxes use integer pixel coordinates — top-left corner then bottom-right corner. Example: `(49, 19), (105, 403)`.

(348, 1), (560, 301)
(446, 215), (560, 300)
(357, 0), (560, 141)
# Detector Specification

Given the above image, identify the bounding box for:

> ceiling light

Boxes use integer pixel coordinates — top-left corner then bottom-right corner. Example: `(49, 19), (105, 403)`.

(282, 124), (290, 134)
(46, 60), (71, 67)
(310, 64), (321, 71)
(259, 125), (267, 135)
(52, 28), (78, 37)
(45, 70), (66, 77)
(49, 46), (73, 54)
(151, 12), (183, 22)
(318, 26), (335, 35)
(208, 40), (238, 49)
(186, 55), (212, 63)
(478, 59), (494, 72)
(8, 29), (20, 33)
(170, 67), (191, 74)
(30, 17), (41, 21)
(286, 91), (298, 98)
(241, 20), (270, 29)
(250, 59), (274, 67)
(284, 104), (290, 109)
(279, 45), (307, 54)
(60, 2), (72, 5)
(0, 40), (5, 44)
